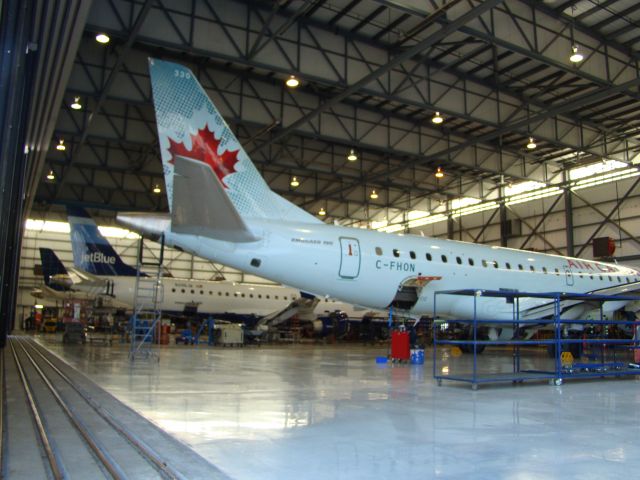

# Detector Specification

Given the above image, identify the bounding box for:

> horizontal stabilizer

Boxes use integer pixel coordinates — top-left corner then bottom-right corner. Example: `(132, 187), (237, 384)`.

(172, 155), (258, 243)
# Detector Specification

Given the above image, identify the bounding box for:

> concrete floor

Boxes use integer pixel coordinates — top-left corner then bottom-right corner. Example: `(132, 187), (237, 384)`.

(37, 336), (640, 479)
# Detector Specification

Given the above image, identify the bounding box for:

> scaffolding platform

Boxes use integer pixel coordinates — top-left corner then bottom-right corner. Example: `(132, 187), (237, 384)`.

(433, 289), (640, 389)
(129, 236), (165, 361)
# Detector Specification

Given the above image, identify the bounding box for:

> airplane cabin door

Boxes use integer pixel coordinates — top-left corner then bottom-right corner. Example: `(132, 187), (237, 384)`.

(565, 268), (574, 286)
(339, 237), (361, 279)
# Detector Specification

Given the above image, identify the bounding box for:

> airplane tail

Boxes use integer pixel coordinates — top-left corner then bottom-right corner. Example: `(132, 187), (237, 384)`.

(67, 207), (139, 276)
(148, 58), (321, 241)
(39, 248), (70, 291)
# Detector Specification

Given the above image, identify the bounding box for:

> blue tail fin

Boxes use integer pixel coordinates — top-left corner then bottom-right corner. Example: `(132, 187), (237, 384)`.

(67, 207), (139, 276)
(39, 248), (69, 291)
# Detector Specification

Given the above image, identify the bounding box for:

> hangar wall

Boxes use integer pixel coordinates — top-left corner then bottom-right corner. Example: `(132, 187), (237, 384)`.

(410, 176), (640, 266)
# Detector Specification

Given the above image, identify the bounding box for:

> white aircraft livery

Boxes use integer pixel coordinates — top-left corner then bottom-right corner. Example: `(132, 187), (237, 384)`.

(63, 207), (359, 321)
(116, 58), (640, 326)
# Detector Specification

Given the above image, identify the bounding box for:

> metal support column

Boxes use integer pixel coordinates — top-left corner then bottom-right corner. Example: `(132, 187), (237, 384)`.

(499, 202), (508, 247)
(564, 185), (574, 257)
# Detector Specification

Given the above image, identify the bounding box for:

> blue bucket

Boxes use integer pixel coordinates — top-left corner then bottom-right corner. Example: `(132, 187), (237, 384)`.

(410, 348), (425, 365)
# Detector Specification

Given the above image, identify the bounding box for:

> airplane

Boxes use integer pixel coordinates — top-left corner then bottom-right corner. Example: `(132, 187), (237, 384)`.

(31, 247), (107, 303)
(65, 207), (366, 325)
(115, 58), (640, 343)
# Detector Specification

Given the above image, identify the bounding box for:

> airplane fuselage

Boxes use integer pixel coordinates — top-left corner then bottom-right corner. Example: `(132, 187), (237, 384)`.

(73, 273), (365, 319)
(145, 219), (640, 321)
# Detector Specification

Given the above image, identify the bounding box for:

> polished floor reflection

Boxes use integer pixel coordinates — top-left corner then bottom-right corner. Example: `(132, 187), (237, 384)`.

(40, 339), (640, 479)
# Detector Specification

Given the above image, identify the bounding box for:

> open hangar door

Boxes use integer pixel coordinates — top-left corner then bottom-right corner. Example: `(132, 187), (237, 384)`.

(0, 0), (90, 347)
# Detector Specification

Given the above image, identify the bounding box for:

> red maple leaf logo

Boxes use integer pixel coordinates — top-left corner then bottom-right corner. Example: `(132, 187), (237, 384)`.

(167, 126), (239, 188)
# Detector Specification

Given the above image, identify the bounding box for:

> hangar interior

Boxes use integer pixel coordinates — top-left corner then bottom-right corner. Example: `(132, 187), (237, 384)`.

(3, 0), (640, 478)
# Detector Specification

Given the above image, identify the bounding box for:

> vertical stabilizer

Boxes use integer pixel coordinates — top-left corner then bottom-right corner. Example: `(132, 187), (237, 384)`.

(67, 207), (139, 276)
(39, 248), (69, 291)
(148, 58), (321, 224)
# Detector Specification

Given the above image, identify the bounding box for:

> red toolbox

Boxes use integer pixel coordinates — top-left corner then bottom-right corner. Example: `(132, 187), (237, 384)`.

(391, 331), (410, 361)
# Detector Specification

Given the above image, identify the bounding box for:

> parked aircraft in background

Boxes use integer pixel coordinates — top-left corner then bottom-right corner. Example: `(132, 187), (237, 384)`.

(116, 58), (640, 337)
(31, 247), (108, 304)
(65, 207), (366, 323)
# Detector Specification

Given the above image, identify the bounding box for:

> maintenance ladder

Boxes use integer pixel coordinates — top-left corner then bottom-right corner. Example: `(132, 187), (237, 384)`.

(129, 235), (165, 361)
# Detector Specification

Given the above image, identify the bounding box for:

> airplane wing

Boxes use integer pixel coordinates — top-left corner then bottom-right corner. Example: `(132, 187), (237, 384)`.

(520, 281), (640, 320)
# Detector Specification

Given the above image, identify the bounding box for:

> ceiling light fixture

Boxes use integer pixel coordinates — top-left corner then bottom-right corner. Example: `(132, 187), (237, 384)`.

(347, 149), (358, 161)
(46, 170), (55, 181)
(56, 139), (66, 151)
(95, 33), (110, 44)
(370, 190), (379, 199)
(435, 166), (444, 178)
(318, 207), (326, 216)
(432, 111), (443, 124)
(153, 184), (161, 194)
(285, 75), (300, 88)
(290, 176), (300, 187)
(569, 45), (583, 63)
(527, 137), (537, 150)
(70, 97), (82, 110)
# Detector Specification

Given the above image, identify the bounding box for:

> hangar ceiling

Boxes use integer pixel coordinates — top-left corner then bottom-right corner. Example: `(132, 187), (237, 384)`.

(30, 0), (640, 230)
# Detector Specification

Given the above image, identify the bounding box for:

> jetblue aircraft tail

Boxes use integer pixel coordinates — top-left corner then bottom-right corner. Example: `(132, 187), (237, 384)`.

(148, 58), (320, 243)
(67, 207), (139, 276)
(39, 248), (70, 291)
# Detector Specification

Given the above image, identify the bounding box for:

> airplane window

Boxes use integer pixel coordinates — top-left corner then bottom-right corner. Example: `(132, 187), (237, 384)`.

(482, 260), (487, 267)
(284, 296), (288, 301)
(554, 268), (559, 275)
(200, 290), (204, 295)
(505, 263), (511, 269)
(275, 295), (279, 299)
(375, 247), (383, 256)
(250, 294), (253, 298)
(518, 264), (523, 270)
(626, 277), (630, 283)
(589, 275), (593, 280)
(258, 294), (262, 299)
(426, 253), (432, 261)
(218, 292), (222, 296)
(234, 293), (238, 297)
(617, 276), (621, 282)
(542, 267), (547, 274)
(468, 258), (474, 266)
(529, 265), (535, 272)
(599, 275), (603, 281)
(456, 257), (462, 264)
(493, 261), (499, 269)
(608, 276), (612, 281)
(209, 291), (212, 295)
(241, 293), (245, 297)
(181, 289), (185, 293)
(441, 255), (448, 263)
(191, 289), (195, 294)
(267, 295), (270, 299)
(393, 249), (400, 258)
(225, 292), (229, 296)
(410, 251), (416, 259)
(172, 288), (176, 293)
